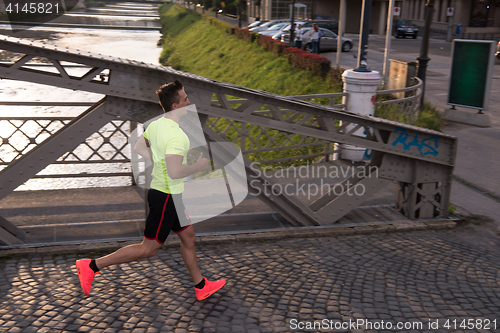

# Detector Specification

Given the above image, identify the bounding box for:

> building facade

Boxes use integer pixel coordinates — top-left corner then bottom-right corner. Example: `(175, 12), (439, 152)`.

(247, 0), (500, 35)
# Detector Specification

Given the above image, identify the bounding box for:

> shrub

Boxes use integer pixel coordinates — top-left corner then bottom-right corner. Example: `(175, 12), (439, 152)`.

(234, 28), (258, 42)
(416, 101), (442, 131)
(283, 47), (331, 78)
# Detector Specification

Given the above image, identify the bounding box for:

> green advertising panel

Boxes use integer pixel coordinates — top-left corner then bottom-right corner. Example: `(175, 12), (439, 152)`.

(448, 40), (495, 110)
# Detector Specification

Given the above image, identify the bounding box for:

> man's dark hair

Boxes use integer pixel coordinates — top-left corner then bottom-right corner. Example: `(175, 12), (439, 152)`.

(156, 80), (183, 112)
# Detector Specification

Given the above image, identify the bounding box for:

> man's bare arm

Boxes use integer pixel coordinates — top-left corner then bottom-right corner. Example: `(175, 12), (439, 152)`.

(165, 153), (209, 179)
(134, 137), (152, 161)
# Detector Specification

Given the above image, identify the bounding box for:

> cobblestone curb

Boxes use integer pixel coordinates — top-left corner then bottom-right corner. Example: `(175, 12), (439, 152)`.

(0, 219), (456, 257)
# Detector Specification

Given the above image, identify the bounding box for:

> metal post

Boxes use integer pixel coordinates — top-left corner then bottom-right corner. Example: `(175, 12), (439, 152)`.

(416, 0), (435, 106)
(336, 0), (346, 68)
(238, 0), (242, 28)
(289, 0), (295, 47)
(383, 0), (396, 87)
(354, 0), (373, 72)
(446, 0), (456, 42)
(130, 121), (138, 186)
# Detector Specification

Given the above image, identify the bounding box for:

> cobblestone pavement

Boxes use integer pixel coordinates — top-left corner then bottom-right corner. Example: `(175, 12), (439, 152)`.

(1, 229), (500, 333)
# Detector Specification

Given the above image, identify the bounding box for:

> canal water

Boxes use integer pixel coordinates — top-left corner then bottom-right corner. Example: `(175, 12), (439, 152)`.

(0, 3), (164, 191)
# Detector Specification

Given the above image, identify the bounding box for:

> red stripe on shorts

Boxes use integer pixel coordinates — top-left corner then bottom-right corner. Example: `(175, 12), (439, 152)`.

(155, 193), (170, 243)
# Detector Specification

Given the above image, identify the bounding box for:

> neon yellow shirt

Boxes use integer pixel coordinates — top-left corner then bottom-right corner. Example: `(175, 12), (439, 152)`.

(143, 117), (190, 194)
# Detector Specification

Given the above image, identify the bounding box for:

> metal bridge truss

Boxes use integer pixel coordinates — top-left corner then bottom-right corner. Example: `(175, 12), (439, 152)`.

(0, 36), (457, 244)
(0, 113), (134, 180)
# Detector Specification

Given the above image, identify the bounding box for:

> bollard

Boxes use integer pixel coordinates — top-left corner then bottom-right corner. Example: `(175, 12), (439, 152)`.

(340, 69), (382, 162)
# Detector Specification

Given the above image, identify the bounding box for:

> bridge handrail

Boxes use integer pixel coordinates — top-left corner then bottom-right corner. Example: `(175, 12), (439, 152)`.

(0, 115), (134, 182)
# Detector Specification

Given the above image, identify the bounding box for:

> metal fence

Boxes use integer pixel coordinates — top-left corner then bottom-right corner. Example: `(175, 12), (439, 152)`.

(375, 77), (423, 124)
(0, 104), (134, 184)
(206, 77), (422, 166)
(457, 32), (500, 41)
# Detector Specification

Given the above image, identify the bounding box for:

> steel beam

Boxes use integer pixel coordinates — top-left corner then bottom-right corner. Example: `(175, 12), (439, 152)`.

(0, 216), (26, 245)
(0, 98), (115, 201)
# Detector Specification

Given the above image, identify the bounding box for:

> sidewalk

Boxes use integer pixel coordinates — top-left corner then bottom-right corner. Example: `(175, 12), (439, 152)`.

(0, 228), (499, 332)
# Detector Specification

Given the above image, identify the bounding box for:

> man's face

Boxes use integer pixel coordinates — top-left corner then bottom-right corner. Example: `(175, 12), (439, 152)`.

(173, 89), (190, 110)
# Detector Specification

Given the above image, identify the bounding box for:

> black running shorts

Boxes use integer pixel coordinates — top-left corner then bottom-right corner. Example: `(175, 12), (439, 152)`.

(144, 189), (191, 244)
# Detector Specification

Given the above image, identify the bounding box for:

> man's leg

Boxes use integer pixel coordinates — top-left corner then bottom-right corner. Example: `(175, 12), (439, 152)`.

(176, 225), (203, 284)
(176, 225), (226, 300)
(76, 238), (162, 295)
(96, 238), (162, 270)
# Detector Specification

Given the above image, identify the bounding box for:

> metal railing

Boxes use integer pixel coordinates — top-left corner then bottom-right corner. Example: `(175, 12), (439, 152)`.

(0, 103), (134, 182)
(206, 92), (347, 166)
(457, 32), (500, 41)
(205, 80), (422, 166)
(375, 77), (423, 125)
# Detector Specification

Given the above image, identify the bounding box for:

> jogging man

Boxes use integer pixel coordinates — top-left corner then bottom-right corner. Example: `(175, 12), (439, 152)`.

(76, 80), (226, 301)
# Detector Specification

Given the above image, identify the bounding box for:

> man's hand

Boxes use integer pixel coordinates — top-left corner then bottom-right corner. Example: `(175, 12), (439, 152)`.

(195, 152), (210, 172)
(134, 137), (152, 161)
(165, 152), (211, 179)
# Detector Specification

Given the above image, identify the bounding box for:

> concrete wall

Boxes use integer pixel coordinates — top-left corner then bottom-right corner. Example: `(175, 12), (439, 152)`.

(313, 0), (364, 33)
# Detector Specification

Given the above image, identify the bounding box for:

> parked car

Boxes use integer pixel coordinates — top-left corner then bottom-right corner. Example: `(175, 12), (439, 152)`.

(301, 20), (339, 34)
(258, 22), (291, 36)
(394, 19), (418, 39)
(248, 20), (268, 29)
(270, 22), (305, 41)
(496, 41), (500, 59)
(281, 27), (353, 52)
(271, 30), (290, 42)
(249, 19), (290, 33)
(266, 22), (306, 38)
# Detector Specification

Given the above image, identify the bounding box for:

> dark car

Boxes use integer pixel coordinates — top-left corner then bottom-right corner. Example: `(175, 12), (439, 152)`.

(394, 19), (418, 39)
(301, 20), (339, 34)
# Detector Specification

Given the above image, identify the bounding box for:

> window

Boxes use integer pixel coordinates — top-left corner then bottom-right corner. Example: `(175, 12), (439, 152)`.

(322, 30), (335, 37)
(271, 0), (313, 20)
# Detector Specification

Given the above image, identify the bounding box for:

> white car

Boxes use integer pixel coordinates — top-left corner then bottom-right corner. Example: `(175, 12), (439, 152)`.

(249, 19), (290, 33)
(258, 23), (290, 36)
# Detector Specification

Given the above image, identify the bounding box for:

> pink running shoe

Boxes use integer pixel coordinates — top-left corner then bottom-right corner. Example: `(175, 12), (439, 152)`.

(195, 277), (226, 301)
(76, 259), (98, 295)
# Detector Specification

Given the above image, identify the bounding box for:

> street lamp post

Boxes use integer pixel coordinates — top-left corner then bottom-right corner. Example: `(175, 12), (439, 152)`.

(238, 0), (242, 28)
(289, 0), (295, 47)
(417, 0), (435, 106)
(354, 0), (374, 72)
